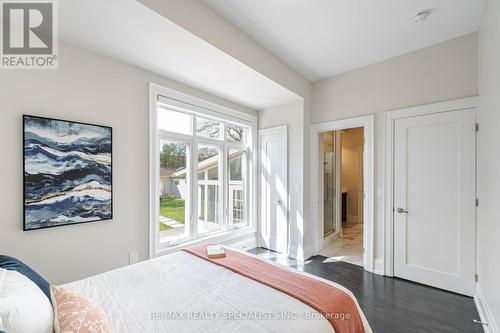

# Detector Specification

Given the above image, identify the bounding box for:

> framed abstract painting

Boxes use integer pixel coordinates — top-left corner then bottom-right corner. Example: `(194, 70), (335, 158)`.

(23, 115), (113, 231)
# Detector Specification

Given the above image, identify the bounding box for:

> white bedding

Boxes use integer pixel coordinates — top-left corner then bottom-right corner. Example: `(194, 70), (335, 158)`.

(64, 250), (371, 333)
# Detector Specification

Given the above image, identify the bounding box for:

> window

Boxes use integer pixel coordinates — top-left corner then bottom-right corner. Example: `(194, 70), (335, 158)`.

(196, 117), (222, 140)
(226, 124), (247, 143)
(231, 190), (244, 224)
(151, 90), (255, 252)
(158, 140), (189, 244)
(197, 144), (222, 235)
(228, 148), (246, 226)
(158, 108), (192, 135)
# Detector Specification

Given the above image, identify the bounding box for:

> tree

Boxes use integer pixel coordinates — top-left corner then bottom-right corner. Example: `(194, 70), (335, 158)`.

(196, 121), (244, 142)
(225, 125), (244, 142)
(198, 146), (217, 162)
(159, 123), (245, 170)
(196, 121), (220, 139)
(160, 143), (186, 170)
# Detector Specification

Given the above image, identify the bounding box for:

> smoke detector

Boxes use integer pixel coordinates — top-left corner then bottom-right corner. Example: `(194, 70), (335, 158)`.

(412, 9), (433, 23)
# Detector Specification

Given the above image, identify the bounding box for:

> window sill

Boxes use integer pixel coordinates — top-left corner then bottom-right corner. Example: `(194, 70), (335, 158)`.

(154, 226), (256, 258)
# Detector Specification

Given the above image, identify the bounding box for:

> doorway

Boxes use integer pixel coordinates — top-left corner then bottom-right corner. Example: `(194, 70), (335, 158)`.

(310, 115), (374, 272)
(258, 126), (288, 254)
(319, 128), (364, 266)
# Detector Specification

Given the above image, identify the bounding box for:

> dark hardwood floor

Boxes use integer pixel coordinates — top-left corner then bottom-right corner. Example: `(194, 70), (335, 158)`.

(249, 248), (484, 333)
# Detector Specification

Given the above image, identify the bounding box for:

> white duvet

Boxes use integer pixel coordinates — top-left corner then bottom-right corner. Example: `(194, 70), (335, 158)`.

(64, 250), (371, 333)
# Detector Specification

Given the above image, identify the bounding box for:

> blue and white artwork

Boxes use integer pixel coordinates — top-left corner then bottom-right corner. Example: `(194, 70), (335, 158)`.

(23, 115), (112, 231)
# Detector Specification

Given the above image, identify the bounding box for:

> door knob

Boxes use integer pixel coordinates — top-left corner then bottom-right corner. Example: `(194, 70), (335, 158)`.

(273, 200), (282, 205)
(397, 207), (408, 214)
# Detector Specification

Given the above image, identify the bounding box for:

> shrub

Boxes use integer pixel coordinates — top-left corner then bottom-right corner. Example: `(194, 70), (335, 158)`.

(161, 195), (178, 201)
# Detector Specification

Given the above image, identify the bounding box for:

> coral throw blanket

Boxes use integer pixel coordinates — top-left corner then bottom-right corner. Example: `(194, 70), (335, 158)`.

(183, 244), (366, 333)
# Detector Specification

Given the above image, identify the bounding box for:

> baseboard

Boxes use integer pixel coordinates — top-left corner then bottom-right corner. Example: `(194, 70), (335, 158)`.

(287, 243), (313, 261)
(321, 232), (340, 248)
(226, 234), (257, 251)
(474, 283), (499, 333)
(155, 228), (256, 257)
(303, 245), (314, 260)
(373, 258), (384, 276)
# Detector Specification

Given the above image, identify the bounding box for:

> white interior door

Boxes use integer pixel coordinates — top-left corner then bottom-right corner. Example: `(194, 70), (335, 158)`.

(259, 126), (288, 254)
(394, 109), (476, 296)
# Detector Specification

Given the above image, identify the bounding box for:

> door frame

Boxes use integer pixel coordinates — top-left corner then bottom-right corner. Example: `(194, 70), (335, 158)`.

(384, 96), (478, 276)
(311, 115), (374, 273)
(357, 147), (364, 224)
(258, 125), (288, 254)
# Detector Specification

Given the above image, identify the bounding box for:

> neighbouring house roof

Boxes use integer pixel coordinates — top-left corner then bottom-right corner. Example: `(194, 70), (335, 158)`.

(173, 150), (242, 177)
(160, 167), (181, 177)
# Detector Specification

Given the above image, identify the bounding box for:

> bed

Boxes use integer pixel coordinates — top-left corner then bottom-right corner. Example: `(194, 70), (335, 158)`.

(63, 247), (372, 333)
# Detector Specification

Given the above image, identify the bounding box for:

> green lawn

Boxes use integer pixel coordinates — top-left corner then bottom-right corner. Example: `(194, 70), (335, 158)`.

(160, 198), (185, 230)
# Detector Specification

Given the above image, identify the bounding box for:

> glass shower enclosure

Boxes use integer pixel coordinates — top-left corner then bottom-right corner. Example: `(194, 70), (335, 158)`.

(322, 131), (337, 237)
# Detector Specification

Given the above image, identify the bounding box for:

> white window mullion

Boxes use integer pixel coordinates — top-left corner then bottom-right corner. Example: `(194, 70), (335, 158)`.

(190, 117), (198, 239)
(226, 141), (246, 150)
(196, 136), (224, 146)
(248, 127), (256, 230)
(152, 107), (160, 256)
(184, 141), (192, 241)
(204, 171), (208, 223)
(217, 144), (223, 231)
(242, 149), (249, 227)
(221, 123), (229, 231)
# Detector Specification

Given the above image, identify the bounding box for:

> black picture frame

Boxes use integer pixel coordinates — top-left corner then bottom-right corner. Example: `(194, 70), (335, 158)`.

(23, 115), (113, 231)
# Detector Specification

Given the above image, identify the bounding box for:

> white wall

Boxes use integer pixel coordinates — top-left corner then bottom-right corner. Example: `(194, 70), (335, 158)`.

(258, 101), (306, 259)
(312, 33), (478, 264)
(477, 0), (500, 328)
(0, 41), (256, 284)
(138, 0), (314, 258)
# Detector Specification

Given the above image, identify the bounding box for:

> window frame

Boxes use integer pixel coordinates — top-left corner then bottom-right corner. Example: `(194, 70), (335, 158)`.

(150, 83), (257, 258)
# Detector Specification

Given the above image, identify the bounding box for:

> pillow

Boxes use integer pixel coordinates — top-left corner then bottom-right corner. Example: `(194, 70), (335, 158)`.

(0, 268), (54, 333)
(0, 255), (51, 301)
(51, 285), (111, 333)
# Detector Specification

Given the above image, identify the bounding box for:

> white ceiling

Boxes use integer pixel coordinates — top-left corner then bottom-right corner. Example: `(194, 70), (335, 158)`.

(204, 0), (486, 81)
(59, 0), (300, 110)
